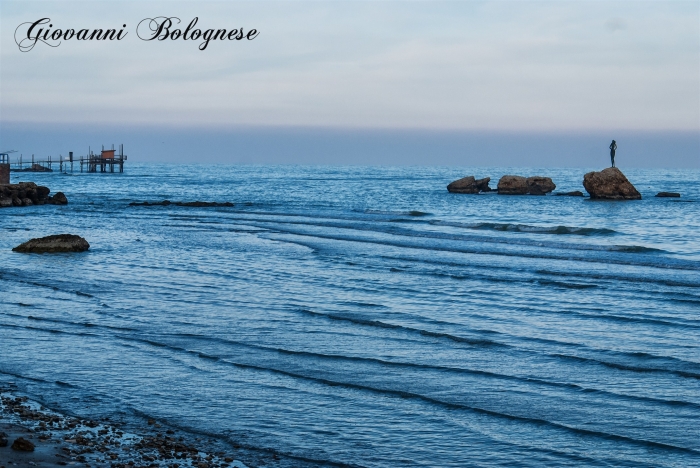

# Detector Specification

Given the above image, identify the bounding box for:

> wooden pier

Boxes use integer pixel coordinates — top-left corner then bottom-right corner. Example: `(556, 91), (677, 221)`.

(6, 145), (128, 173)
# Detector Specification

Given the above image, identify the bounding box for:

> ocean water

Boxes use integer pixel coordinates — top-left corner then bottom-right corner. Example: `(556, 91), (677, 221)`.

(1, 164), (699, 467)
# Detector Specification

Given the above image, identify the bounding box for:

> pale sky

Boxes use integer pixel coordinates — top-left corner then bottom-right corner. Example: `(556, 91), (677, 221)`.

(1, 1), (698, 166)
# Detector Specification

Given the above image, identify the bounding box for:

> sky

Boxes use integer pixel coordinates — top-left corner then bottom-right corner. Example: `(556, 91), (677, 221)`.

(1, 1), (698, 167)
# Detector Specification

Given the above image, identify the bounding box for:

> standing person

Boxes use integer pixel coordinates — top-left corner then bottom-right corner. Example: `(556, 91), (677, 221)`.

(609, 140), (617, 168)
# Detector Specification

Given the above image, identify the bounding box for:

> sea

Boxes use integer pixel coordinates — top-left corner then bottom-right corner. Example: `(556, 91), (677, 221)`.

(1, 165), (699, 467)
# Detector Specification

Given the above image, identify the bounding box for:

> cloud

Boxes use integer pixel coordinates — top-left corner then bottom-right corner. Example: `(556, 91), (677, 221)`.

(1, 1), (698, 132)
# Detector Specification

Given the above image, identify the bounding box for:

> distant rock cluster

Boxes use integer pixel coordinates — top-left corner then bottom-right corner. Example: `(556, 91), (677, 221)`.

(447, 175), (557, 195)
(448, 168), (680, 200)
(0, 182), (67, 207)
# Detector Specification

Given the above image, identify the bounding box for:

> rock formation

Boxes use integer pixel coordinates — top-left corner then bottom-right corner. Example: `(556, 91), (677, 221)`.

(447, 176), (478, 194)
(475, 177), (492, 192)
(497, 175), (555, 195)
(12, 234), (90, 253)
(655, 192), (680, 198)
(582, 168), (641, 200)
(526, 177), (556, 195)
(0, 182), (66, 207)
(497, 175), (528, 195)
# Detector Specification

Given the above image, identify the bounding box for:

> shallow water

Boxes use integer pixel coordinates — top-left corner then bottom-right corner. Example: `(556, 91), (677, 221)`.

(1, 165), (699, 467)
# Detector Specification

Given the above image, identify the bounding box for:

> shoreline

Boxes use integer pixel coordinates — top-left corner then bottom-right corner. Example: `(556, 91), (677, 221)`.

(0, 389), (249, 468)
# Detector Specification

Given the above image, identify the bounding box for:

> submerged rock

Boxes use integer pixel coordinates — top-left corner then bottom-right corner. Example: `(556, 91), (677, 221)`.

(655, 192), (680, 198)
(0, 431), (8, 447)
(583, 167), (641, 200)
(497, 175), (528, 195)
(13, 234), (90, 253)
(526, 177), (556, 195)
(129, 200), (234, 207)
(555, 191), (584, 196)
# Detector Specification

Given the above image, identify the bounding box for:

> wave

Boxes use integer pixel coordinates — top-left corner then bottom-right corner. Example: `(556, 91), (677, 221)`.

(296, 308), (506, 347)
(551, 354), (700, 380)
(431, 221), (617, 236)
(121, 337), (700, 456)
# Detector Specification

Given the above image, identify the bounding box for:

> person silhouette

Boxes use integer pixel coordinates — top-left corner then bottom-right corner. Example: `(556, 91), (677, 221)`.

(609, 140), (617, 168)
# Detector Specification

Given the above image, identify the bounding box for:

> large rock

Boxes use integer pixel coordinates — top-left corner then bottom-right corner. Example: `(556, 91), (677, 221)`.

(13, 234), (90, 253)
(447, 176), (479, 194)
(583, 167), (641, 200)
(526, 177), (556, 195)
(11, 437), (35, 451)
(497, 175), (528, 195)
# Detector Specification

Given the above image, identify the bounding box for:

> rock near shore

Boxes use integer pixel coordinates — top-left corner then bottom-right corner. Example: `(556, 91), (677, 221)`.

(497, 175), (556, 195)
(12, 234), (90, 254)
(11, 437), (35, 452)
(583, 167), (641, 200)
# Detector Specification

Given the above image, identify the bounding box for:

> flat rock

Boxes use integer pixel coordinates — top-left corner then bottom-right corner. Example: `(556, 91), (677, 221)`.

(497, 175), (528, 195)
(555, 191), (584, 196)
(526, 177), (556, 195)
(583, 167), (641, 200)
(655, 192), (680, 198)
(13, 234), (90, 254)
(11, 437), (35, 451)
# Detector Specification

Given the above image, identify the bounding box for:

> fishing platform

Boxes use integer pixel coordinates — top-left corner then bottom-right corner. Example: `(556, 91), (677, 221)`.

(4, 145), (128, 173)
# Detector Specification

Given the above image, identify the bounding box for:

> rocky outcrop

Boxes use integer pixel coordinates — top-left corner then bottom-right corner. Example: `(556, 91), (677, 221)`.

(129, 200), (234, 207)
(11, 437), (35, 451)
(526, 177), (556, 195)
(583, 168), (641, 200)
(497, 175), (556, 195)
(0, 182), (62, 207)
(447, 176), (478, 194)
(497, 175), (528, 194)
(555, 191), (584, 196)
(475, 177), (492, 192)
(655, 192), (680, 198)
(12, 234), (90, 253)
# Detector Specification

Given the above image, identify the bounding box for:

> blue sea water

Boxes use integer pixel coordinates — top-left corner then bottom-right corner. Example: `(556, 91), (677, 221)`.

(1, 164), (699, 467)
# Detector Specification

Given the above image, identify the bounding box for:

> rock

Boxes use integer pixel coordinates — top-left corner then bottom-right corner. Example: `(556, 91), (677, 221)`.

(12, 234), (90, 253)
(497, 175), (528, 195)
(655, 192), (680, 198)
(447, 176), (478, 194)
(36, 186), (51, 199)
(0, 431), (8, 447)
(475, 177), (492, 192)
(526, 177), (556, 195)
(583, 167), (641, 200)
(11, 437), (35, 451)
(12, 196), (22, 206)
(21, 197), (33, 206)
(49, 192), (68, 205)
(0, 197), (12, 208)
(555, 191), (584, 196)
